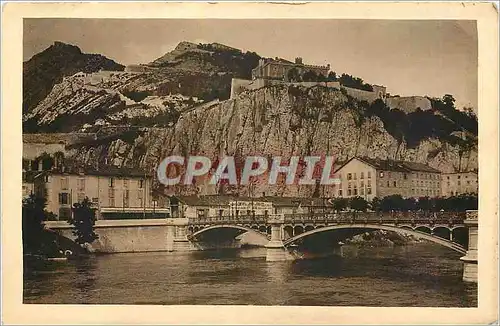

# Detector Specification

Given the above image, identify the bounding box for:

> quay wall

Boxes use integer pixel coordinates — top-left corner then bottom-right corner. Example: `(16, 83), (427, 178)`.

(45, 219), (196, 253)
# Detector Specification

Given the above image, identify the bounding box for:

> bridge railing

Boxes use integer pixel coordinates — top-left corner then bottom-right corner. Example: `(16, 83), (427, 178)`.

(188, 214), (268, 225)
(188, 211), (467, 226)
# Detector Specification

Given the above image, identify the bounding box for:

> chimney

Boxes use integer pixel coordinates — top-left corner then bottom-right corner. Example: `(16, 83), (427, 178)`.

(295, 57), (303, 65)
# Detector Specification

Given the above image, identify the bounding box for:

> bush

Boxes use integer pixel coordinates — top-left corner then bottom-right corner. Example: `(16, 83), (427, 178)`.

(122, 90), (151, 103)
(339, 73), (373, 91)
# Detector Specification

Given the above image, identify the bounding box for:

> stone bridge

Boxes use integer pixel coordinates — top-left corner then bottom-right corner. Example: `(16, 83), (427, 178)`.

(45, 210), (478, 282)
(187, 210), (478, 282)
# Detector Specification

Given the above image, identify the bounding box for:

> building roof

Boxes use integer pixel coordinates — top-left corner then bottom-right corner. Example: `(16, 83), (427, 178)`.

(172, 195), (330, 207)
(45, 164), (151, 178)
(261, 196), (331, 207)
(336, 156), (441, 174)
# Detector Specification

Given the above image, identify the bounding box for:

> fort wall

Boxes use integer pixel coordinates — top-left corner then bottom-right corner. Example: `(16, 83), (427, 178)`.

(386, 96), (432, 113)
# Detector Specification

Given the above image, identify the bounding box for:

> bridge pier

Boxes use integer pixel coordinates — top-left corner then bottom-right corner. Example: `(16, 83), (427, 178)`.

(173, 223), (197, 251)
(460, 210), (478, 283)
(265, 214), (294, 262)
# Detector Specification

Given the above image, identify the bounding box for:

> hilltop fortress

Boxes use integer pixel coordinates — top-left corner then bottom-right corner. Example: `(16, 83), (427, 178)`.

(231, 57), (431, 113)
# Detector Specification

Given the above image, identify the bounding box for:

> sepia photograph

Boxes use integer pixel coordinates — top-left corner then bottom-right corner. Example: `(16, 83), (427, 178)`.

(2, 2), (498, 325)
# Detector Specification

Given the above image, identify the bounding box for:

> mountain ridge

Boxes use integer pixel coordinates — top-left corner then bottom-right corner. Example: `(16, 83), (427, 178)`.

(23, 41), (125, 113)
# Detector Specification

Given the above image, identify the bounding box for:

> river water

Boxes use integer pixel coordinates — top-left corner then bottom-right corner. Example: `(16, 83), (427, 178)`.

(24, 243), (477, 306)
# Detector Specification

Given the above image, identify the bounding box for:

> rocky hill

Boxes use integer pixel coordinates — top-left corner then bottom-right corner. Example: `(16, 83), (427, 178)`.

(23, 41), (478, 196)
(23, 41), (125, 114)
(148, 41), (260, 79)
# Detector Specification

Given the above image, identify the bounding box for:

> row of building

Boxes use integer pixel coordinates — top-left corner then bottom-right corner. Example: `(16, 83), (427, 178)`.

(22, 153), (477, 221)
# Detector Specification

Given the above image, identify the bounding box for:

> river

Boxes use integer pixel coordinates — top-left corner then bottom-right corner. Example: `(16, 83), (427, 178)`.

(23, 243), (477, 306)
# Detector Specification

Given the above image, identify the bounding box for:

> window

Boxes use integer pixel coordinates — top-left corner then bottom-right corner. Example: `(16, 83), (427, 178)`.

(458, 175), (461, 179)
(109, 177), (114, 187)
(367, 188), (372, 195)
(108, 188), (115, 206)
(77, 192), (85, 203)
(447, 181), (450, 186)
(347, 189), (352, 196)
(388, 172), (392, 178)
(91, 197), (99, 203)
(58, 192), (69, 205)
(354, 173), (357, 180)
(403, 173), (408, 180)
(467, 181), (471, 185)
(347, 173), (352, 180)
(458, 181), (461, 186)
(123, 178), (129, 188)
(367, 179), (372, 186)
(139, 179), (144, 188)
(360, 181), (364, 187)
(368, 171), (371, 179)
(360, 172), (364, 179)
(386, 181), (390, 187)
(393, 181), (397, 187)
(447, 176), (450, 180)
(60, 177), (69, 190)
(77, 178), (85, 191)
(338, 189), (343, 196)
(360, 188), (364, 195)
(353, 187), (358, 196)
(124, 189), (129, 207)
(379, 172), (384, 178)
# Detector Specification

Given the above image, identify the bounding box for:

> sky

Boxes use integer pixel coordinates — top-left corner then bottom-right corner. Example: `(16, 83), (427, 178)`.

(24, 19), (478, 110)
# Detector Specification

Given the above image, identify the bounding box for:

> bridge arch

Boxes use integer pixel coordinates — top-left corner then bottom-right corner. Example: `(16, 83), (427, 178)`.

(282, 224), (466, 254)
(190, 224), (270, 241)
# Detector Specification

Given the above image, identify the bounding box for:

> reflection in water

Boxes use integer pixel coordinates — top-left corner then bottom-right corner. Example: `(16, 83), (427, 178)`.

(24, 244), (477, 306)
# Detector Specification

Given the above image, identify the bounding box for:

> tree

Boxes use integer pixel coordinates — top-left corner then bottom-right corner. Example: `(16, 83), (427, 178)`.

(370, 197), (381, 212)
(302, 70), (319, 82)
(287, 68), (301, 82)
(69, 198), (99, 249)
(380, 194), (406, 212)
(404, 197), (417, 211)
(327, 71), (337, 81)
(332, 197), (348, 212)
(22, 194), (48, 254)
(349, 196), (369, 212)
(416, 196), (432, 211)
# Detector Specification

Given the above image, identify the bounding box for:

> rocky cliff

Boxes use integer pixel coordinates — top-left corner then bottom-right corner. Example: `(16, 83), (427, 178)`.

(64, 84), (477, 197)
